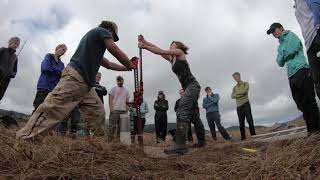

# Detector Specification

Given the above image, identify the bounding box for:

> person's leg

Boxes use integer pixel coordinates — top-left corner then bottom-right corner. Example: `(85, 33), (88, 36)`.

(108, 112), (119, 140)
(79, 88), (105, 137)
(187, 121), (193, 142)
(307, 32), (320, 98)
(16, 66), (88, 139)
(190, 109), (205, 147)
(32, 90), (50, 114)
(164, 82), (200, 154)
(299, 72), (320, 133)
(154, 114), (161, 143)
(69, 106), (81, 134)
(237, 105), (246, 140)
(213, 112), (231, 140)
(161, 114), (168, 141)
(243, 102), (256, 136)
(0, 77), (11, 101)
(206, 112), (217, 140)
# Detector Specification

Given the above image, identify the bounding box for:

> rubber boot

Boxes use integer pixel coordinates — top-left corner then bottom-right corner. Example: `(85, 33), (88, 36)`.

(164, 122), (189, 154)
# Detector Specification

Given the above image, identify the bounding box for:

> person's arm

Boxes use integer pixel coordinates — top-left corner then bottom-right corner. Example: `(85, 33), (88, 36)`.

(41, 54), (54, 73)
(11, 57), (17, 78)
(211, 94), (220, 103)
(104, 38), (135, 70)
(164, 100), (169, 111)
(138, 35), (173, 61)
(174, 100), (179, 112)
(308, 0), (320, 18)
(236, 82), (249, 95)
(154, 101), (160, 111)
(101, 57), (129, 71)
(109, 95), (114, 112)
(109, 88), (115, 112)
(281, 32), (303, 63)
(101, 86), (108, 96)
(231, 87), (243, 99)
(139, 43), (184, 62)
(203, 97), (214, 109)
(144, 102), (149, 114)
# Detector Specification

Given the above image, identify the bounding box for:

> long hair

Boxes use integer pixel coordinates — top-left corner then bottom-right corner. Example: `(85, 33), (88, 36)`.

(172, 41), (189, 54)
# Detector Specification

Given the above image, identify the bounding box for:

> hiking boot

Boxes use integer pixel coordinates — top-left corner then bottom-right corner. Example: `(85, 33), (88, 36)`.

(164, 122), (189, 155)
(190, 143), (205, 148)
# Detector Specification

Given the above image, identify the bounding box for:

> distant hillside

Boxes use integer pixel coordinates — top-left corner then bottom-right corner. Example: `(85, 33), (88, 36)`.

(225, 125), (267, 131)
(0, 109), (30, 121)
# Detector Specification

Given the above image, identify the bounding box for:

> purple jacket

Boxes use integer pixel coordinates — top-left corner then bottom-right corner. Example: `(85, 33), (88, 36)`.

(37, 53), (64, 91)
(307, 0), (320, 27)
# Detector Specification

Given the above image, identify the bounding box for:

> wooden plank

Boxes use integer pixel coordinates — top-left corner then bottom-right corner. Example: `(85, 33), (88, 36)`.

(252, 126), (307, 142)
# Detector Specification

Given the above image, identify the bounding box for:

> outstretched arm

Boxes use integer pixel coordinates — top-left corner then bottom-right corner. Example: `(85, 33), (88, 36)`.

(138, 35), (181, 61)
(104, 38), (135, 70)
(101, 57), (128, 71)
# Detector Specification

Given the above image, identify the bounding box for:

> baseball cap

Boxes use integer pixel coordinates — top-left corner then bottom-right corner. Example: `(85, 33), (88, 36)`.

(267, 23), (283, 35)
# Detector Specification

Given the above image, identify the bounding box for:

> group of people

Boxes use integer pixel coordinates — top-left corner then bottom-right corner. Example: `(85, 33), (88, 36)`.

(0, 0), (317, 155)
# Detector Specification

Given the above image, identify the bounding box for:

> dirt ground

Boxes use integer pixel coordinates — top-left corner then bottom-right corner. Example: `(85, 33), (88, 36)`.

(0, 127), (319, 180)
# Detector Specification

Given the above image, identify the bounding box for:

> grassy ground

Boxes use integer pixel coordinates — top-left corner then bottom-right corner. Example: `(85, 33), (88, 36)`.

(0, 124), (319, 180)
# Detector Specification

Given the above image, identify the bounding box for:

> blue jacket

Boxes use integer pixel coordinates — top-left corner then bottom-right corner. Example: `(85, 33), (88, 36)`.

(202, 94), (220, 113)
(307, 0), (320, 27)
(37, 53), (65, 91)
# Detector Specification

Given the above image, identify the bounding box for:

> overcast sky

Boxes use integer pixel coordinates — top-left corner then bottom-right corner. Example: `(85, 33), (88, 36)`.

(0, 0), (310, 129)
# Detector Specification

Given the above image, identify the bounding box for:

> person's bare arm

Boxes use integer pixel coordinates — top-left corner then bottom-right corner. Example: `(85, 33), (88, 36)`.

(138, 35), (172, 61)
(104, 38), (135, 69)
(109, 95), (114, 112)
(139, 43), (184, 62)
(101, 57), (128, 71)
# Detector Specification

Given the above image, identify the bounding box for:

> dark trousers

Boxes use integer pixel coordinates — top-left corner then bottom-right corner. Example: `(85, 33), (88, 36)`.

(57, 107), (81, 134)
(131, 117), (146, 142)
(33, 90), (50, 113)
(237, 102), (256, 140)
(33, 89), (80, 134)
(307, 30), (320, 98)
(0, 77), (11, 101)
(155, 111), (167, 141)
(187, 122), (193, 142)
(206, 112), (231, 140)
(289, 68), (320, 134)
(190, 108), (205, 145)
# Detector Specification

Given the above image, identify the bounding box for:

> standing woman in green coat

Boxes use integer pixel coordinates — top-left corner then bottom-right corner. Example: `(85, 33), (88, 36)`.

(267, 22), (320, 135)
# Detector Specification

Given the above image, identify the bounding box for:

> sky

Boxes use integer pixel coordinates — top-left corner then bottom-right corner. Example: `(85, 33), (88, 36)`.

(0, 0), (310, 129)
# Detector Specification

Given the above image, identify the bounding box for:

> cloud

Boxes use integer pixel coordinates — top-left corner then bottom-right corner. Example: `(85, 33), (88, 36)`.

(0, 0), (311, 130)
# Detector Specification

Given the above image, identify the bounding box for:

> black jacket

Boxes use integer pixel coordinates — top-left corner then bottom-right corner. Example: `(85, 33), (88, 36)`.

(95, 82), (107, 103)
(0, 47), (18, 79)
(154, 99), (169, 112)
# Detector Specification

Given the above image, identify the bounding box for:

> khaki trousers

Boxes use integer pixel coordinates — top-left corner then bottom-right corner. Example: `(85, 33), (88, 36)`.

(16, 66), (105, 139)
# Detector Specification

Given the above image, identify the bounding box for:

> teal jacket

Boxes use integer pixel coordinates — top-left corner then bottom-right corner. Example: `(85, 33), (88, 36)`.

(129, 101), (149, 118)
(277, 30), (309, 78)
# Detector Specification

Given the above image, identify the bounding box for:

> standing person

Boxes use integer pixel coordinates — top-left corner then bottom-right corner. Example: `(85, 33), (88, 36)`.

(31, 43), (80, 135)
(108, 76), (130, 141)
(231, 72), (256, 140)
(175, 89), (193, 143)
(138, 35), (202, 154)
(267, 22), (320, 134)
(0, 37), (20, 101)
(32, 44), (67, 112)
(130, 101), (149, 143)
(295, 0), (320, 98)
(175, 88), (206, 148)
(203, 86), (231, 141)
(16, 20), (136, 139)
(154, 91), (169, 143)
(94, 72), (108, 103)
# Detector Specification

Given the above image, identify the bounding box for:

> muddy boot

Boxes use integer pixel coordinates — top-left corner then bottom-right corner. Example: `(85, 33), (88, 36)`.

(164, 122), (189, 155)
